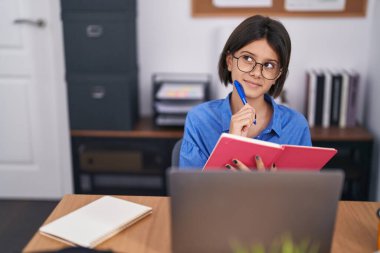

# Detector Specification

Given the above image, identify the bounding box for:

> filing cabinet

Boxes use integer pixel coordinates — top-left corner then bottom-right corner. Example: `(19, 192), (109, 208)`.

(61, 0), (138, 130)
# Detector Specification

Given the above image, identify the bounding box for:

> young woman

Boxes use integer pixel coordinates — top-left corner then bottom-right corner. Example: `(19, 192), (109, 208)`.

(179, 15), (311, 170)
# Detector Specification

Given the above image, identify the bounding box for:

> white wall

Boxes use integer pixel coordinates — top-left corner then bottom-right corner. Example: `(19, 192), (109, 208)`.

(366, 0), (380, 200)
(137, 0), (375, 122)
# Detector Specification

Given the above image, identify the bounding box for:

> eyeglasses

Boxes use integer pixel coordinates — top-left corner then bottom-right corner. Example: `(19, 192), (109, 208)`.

(232, 55), (281, 80)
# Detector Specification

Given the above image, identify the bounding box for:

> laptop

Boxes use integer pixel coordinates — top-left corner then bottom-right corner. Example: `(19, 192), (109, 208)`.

(168, 169), (344, 253)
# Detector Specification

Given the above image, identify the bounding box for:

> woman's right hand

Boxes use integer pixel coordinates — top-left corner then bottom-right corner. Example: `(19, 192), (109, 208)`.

(229, 103), (256, 137)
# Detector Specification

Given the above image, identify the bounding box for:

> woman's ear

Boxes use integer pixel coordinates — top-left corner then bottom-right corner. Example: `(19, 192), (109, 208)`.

(226, 54), (233, 72)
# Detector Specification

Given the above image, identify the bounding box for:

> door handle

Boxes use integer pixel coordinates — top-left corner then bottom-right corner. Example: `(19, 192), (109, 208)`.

(13, 18), (46, 28)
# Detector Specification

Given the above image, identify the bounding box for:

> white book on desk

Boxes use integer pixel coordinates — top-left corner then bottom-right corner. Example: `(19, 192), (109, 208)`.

(39, 196), (152, 248)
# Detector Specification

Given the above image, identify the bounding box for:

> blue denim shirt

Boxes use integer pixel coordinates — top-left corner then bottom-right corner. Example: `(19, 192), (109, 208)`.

(179, 93), (312, 169)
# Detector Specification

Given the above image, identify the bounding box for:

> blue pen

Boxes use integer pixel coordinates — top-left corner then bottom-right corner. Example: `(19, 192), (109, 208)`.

(233, 80), (256, 125)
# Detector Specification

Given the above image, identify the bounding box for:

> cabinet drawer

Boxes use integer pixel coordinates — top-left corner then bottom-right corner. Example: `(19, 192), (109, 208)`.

(77, 138), (177, 173)
(67, 75), (138, 130)
(80, 149), (142, 172)
(62, 13), (137, 73)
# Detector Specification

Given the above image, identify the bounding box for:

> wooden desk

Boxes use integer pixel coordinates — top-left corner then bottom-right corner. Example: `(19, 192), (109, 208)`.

(24, 195), (380, 253)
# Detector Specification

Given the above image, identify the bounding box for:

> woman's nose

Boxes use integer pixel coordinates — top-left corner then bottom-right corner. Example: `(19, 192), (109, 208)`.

(249, 63), (262, 78)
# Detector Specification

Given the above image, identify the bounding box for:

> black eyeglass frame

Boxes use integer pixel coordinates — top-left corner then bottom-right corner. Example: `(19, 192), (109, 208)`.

(232, 55), (282, 80)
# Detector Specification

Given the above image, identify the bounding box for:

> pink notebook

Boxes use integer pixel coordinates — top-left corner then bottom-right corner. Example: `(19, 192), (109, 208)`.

(203, 133), (337, 171)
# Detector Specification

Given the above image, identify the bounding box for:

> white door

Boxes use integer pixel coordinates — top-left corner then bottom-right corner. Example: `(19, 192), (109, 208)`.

(0, 0), (72, 198)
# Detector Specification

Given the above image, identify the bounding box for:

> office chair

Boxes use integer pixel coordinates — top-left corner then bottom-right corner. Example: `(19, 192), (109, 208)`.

(171, 139), (183, 167)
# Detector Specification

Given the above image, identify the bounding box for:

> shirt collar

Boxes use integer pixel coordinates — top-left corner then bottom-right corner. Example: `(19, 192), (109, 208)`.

(220, 93), (283, 137)
(221, 93), (233, 133)
(264, 94), (282, 137)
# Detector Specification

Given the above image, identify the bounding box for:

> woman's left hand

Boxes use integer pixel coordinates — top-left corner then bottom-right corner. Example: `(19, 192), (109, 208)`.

(225, 156), (276, 172)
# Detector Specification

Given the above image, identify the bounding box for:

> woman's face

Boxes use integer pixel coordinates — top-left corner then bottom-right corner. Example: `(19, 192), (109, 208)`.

(226, 38), (281, 100)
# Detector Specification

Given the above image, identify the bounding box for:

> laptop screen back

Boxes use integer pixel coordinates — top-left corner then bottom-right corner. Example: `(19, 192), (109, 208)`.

(168, 170), (343, 253)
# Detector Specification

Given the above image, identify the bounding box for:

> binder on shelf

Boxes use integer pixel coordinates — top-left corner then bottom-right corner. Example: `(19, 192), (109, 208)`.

(339, 72), (350, 128)
(306, 70), (317, 127)
(346, 71), (359, 127)
(152, 73), (210, 127)
(330, 71), (342, 126)
(322, 70), (332, 128)
(315, 70), (325, 126)
(305, 69), (360, 129)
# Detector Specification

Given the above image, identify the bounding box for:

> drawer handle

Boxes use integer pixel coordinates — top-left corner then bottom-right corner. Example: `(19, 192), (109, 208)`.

(91, 86), (106, 99)
(86, 25), (103, 38)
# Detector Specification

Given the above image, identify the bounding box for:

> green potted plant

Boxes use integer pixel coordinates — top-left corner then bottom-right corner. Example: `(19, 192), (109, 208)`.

(231, 234), (320, 253)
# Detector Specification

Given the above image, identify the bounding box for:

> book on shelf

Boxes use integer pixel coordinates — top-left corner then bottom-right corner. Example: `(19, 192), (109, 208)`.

(339, 71), (350, 128)
(39, 196), (152, 248)
(346, 71), (359, 127)
(322, 70), (332, 128)
(315, 70), (325, 126)
(305, 69), (359, 128)
(306, 70), (317, 127)
(203, 133), (337, 171)
(330, 71), (342, 126)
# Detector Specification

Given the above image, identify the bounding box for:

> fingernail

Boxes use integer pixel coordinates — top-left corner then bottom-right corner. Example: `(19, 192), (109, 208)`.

(233, 159), (238, 164)
(255, 155), (260, 160)
(225, 164), (232, 169)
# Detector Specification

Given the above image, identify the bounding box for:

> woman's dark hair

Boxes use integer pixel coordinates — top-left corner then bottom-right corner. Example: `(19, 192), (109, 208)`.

(218, 15), (291, 98)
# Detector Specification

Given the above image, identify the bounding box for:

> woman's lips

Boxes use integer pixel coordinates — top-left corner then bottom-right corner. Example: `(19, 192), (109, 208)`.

(244, 80), (262, 88)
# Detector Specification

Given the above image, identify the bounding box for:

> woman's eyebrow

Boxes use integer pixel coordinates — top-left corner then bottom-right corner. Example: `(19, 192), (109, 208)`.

(240, 50), (279, 63)
(240, 50), (255, 56)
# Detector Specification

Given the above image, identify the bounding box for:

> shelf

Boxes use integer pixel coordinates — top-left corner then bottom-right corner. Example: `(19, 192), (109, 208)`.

(71, 117), (183, 139)
(72, 117), (373, 142)
(82, 169), (164, 176)
(310, 126), (373, 141)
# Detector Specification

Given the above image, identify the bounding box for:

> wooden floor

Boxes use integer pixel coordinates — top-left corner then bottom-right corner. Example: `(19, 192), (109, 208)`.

(0, 199), (58, 253)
